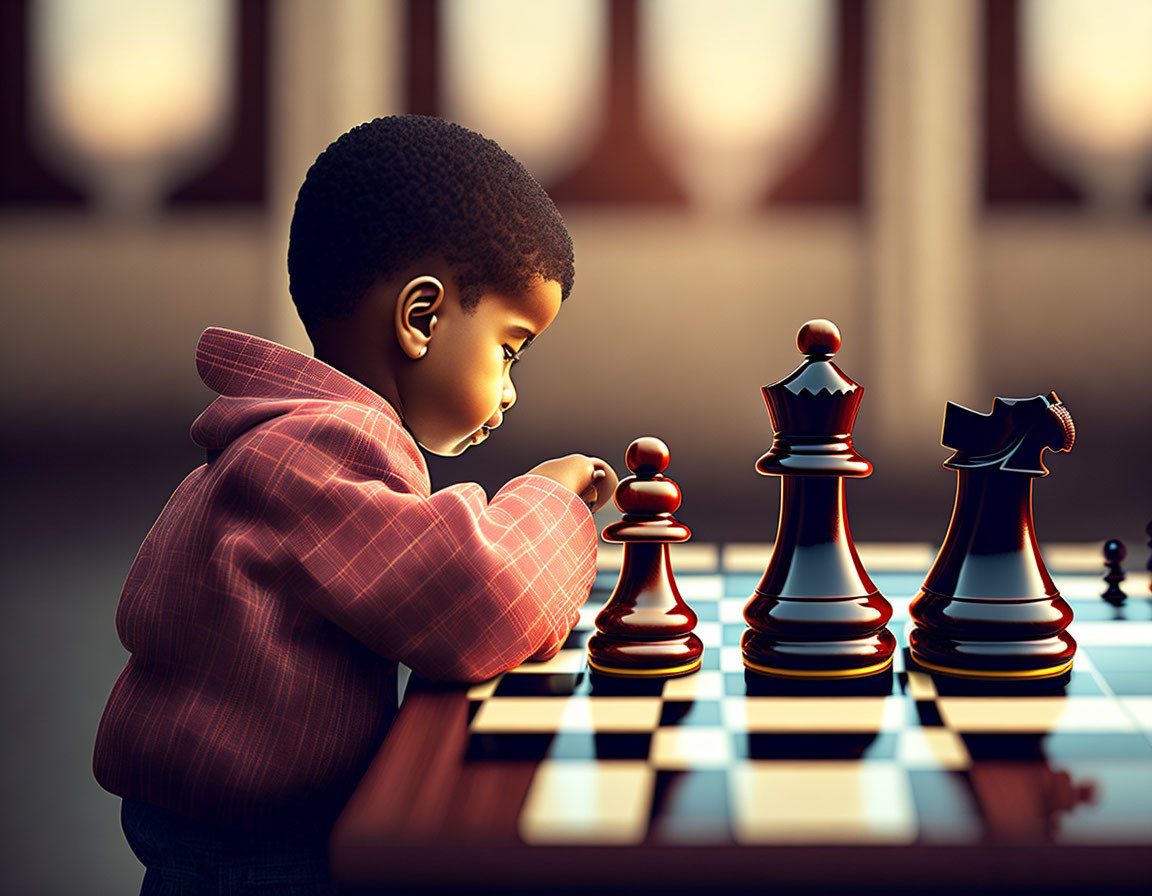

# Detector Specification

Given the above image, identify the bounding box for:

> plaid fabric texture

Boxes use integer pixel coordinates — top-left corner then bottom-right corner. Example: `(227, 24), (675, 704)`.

(94, 328), (597, 830)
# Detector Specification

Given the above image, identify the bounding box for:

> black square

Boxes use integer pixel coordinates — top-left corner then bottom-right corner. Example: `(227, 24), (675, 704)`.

(914, 699), (946, 727)
(648, 769), (732, 843)
(466, 732), (554, 760)
(493, 672), (584, 697)
(961, 732), (1152, 760)
(660, 700), (724, 727)
(906, 769), (983, 843)
(735, 731), (900, 760)
(586, 674), (667, 697)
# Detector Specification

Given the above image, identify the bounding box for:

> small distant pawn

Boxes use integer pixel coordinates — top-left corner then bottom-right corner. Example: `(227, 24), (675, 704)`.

(1146, 520), (1152, 594)
(1102, 539), (1126, 605)
(587, 437), (703, 677)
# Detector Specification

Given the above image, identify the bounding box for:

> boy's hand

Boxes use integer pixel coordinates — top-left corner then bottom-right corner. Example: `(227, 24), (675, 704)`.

(528, 455), (619, 513)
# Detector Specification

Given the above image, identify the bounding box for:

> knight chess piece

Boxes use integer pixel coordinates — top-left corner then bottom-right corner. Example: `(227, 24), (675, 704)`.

(587, 437), (704, 677)
(909, 393), (1077, 679)
(742, 320), (895, 679)
(1103, 539), (1127, 605)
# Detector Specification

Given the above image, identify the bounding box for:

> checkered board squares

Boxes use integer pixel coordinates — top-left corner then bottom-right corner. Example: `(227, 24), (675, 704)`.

(461, 550), (1152, 847)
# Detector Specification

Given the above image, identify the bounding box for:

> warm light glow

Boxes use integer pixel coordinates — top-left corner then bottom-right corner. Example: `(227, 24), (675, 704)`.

(33, 0), (232, 210)
(1023, 0), (1152, 209)
(641, 0), (834, 211)
(443, 0), (604, 184)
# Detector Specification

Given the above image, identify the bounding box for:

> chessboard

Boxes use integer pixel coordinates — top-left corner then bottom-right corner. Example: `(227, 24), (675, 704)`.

(331, 543), (1152, 895)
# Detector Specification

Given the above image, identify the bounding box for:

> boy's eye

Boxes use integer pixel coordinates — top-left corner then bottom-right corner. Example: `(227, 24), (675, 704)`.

(502, 345), (522, 365)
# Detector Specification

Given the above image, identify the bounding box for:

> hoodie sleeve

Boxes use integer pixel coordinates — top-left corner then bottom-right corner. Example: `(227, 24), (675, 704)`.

(222, 405), (597, 683)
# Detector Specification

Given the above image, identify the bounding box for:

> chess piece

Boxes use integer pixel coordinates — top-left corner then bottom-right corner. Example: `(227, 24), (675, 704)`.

(1102, 539), (1127, 605)
(587, 437), (704, 677)
(742, 320), (895, 679)
(1146, 520), (1152, 593)
(910, 393), (1077, 679)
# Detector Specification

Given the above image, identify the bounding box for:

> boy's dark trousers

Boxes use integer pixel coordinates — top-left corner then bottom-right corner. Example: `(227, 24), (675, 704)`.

(121, 798), (336, 895)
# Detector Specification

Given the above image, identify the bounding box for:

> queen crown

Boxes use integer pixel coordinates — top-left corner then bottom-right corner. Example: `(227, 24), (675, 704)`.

(756, 320), (873, 478)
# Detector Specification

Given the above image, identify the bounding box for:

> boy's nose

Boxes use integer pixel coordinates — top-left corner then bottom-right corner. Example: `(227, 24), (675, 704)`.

(500, 381), (516, 412)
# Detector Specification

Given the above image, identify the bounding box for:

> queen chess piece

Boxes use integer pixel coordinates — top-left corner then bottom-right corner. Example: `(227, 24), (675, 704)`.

(742, 320), (896, 679)
(909, 393), (1077, 679)
(587, 437), (703, 677)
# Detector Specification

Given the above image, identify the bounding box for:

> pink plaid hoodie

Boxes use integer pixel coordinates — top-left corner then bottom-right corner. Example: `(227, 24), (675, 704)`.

(94, 328), (597, 830)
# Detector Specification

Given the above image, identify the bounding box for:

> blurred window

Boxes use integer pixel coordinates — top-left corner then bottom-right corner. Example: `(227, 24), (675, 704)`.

(407, 0), (863, 209)
(0, 0), (267, 212)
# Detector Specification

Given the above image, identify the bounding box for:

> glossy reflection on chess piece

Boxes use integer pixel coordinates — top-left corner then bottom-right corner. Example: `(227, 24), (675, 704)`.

(742, 320), (895, 679)
(909, 393), (1077, 680)
(587, 437), (703, 677)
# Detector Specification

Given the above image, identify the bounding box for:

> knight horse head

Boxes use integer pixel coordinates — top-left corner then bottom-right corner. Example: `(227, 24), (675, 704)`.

(940, 392), (1075, 476)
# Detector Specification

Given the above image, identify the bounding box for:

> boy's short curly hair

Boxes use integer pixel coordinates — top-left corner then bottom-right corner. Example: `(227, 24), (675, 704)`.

(287, 115), (575, 332)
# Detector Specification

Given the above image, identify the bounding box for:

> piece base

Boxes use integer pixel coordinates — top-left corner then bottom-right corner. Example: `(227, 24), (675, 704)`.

(910, 651), (1074, 680)
(741, 628), (896, 680)
(908, 627), (1076, 680)
(742, 655), (893, 679)
(586, 631), (704, 679)
(587, 656), (703, 678)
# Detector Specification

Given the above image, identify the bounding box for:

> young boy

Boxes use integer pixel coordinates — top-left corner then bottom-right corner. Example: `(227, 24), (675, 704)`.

(94, 115), (618, 894)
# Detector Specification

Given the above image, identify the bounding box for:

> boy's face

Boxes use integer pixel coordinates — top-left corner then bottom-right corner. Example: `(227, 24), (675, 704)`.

(399, 276), (563, 456)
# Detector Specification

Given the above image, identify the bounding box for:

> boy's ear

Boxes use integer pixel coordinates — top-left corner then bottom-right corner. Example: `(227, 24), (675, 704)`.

(394, 275), (444, 359)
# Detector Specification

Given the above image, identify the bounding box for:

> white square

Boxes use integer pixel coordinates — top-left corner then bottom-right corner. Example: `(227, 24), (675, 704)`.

(519, 761), (654, 844)
(887, 596), (913, 622)
(595, 542), (624, 571)
(1071, 621), (1152, 646)
(720, 598), (749, 625)
(694, 621), (723, 648)
(465, 675), (502, 700)
(578, 602), (604, 628)
(671, 543), (722, 572)
(676, 574), (724, 599)
(897, 728), (971, 770)
(721, 544), (774, 573)
(651, 727), (733, 769)
(471, 697), (662, 732)
(726, 696), (906, 732)
(856, 543), (936, 571)
(905, 671), (938, 700)
(937, 697), (1135, 732)
(720, 645), (747, 673)
(1120, 697), (1152, 733)
(663, 670), (725, 700)
(730, 761), (917, 843)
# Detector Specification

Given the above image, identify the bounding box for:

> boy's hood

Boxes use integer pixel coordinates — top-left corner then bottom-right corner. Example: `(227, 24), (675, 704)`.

(189, 327), (399, 451)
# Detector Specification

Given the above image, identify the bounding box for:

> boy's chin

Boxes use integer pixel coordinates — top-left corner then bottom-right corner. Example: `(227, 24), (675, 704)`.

(417, 433), (477, 457)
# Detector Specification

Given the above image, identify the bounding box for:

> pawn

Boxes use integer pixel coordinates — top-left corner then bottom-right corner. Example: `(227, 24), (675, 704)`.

(587, 437), (703, 677)
(1103, 539), (1127, 605)
(1147, 520), (1152, 594)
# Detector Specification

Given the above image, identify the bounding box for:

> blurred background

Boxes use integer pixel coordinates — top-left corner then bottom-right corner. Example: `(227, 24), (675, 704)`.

(1, 0), (1150, 892)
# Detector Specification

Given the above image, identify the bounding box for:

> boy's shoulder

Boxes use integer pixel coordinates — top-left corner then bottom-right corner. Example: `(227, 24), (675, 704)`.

(191, 328), (429, 495)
